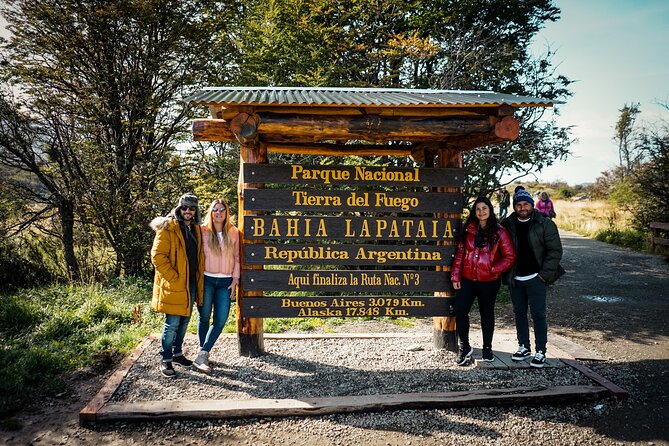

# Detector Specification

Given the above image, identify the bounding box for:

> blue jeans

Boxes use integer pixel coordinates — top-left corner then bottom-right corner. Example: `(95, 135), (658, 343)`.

(511, 276), (548, 353)
(197, 275), (233, 352)
(160, 282), (196, 362)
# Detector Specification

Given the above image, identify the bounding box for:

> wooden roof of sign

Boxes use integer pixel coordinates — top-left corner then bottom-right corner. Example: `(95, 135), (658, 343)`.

(187, 86), (553, 155)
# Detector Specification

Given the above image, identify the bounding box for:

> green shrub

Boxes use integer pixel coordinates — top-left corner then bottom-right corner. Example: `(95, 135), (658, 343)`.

(594, 228), (645, 250)
(0, 244), (54, 292)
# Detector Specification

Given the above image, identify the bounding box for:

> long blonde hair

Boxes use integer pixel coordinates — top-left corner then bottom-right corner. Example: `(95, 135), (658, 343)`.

(202, 197), (233, 256)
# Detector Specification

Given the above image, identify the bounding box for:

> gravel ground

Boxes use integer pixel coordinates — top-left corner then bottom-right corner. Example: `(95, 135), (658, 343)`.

(112, 335), (588, 403)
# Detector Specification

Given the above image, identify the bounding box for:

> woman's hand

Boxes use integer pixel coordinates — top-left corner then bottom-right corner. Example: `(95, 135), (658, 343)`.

(452, 281), (461, 290)
(229, 280), (239, 301)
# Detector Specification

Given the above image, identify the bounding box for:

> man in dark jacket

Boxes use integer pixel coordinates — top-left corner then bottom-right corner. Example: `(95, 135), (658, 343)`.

(501, 190), (564, 368)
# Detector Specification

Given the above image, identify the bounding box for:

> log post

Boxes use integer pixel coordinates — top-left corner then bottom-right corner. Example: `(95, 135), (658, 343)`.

(236, 113), (266, 357)
(433, 148), (461, 352)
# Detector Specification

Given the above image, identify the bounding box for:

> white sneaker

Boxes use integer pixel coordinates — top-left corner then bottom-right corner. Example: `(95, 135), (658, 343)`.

(192, 350), (211, 374)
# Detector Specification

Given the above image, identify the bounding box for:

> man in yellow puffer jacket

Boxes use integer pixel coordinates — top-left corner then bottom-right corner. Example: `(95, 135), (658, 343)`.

(150, 192), (205, 378)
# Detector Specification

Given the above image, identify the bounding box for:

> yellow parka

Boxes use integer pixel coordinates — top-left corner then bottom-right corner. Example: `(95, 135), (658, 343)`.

(150, 216), (204, 316)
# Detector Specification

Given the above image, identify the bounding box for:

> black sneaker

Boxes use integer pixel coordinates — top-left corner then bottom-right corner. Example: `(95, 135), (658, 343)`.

(455, 346), (474, 366)
(530, 351), (546, 368)
(160, 361), (176, 378)
(481, 347), (494, 362)
(511, 346), (531, 361)
(172, 354), (193, 367)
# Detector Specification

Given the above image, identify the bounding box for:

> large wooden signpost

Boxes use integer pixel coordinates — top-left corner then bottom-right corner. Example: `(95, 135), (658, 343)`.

(188, 87), (552, 356)
(239, 162), (462, 323)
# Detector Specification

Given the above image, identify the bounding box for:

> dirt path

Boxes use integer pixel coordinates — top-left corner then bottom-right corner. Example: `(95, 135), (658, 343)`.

(2, 230), (668, 445)
(537, 230), (669, 442)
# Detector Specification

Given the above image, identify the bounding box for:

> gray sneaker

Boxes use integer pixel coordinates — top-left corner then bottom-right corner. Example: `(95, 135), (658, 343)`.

(511, 346), (531, 361)
(530, 351), (546, 368)
(193, 350), (212, 374)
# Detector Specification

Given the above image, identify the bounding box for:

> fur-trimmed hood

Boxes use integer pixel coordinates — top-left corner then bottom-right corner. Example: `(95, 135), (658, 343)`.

(150, 216), (174, 232)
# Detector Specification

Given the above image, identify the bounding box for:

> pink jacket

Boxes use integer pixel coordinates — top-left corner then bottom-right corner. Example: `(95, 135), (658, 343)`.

(201, 225), (240, 280)
(536, 199), (555, 217)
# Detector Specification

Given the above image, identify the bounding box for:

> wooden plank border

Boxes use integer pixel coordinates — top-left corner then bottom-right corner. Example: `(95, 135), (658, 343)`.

(92, 385), (609, 422)
(79, 334), (157, 425)
(562, 359), (629, 399)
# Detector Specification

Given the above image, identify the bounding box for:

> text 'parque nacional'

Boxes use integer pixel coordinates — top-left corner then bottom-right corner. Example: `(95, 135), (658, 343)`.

(291, 165), (420, 185)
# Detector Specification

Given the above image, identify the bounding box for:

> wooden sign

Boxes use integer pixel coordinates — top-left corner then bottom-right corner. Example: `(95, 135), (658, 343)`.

(244, 164), (464, 187)
(241, 296), (454, 318)
(242, 270), (453, 292)
(244, 216), (460, 241)
(244, 243), (456, 266)
(244, 189), (462, 213)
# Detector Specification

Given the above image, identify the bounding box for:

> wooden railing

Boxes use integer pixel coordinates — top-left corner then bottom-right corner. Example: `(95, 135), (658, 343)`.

(650, 222), (669, 248)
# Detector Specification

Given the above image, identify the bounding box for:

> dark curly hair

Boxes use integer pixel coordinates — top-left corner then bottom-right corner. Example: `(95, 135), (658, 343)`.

(461, 196), (499, 249)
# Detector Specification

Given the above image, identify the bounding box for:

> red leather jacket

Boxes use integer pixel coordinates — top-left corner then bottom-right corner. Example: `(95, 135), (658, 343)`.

(451, 223), (516, 283)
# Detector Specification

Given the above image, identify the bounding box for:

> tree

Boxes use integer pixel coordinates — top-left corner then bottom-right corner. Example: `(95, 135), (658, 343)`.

(0, 91), (83, 280)
(614, 102), (642, 177)
(630, 102), (669, 229)
(225, 0), (572, 200)
(0, 0), (231, 276)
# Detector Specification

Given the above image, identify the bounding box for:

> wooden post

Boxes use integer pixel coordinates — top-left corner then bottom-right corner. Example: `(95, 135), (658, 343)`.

(433, 148), (461, 352)
(236, 113), (267, 357)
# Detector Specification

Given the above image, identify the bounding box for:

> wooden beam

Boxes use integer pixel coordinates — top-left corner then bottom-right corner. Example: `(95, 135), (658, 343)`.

(237, 141), (268, 358)
(433, 147), (461, 352)
(230, 112), (260, 145)
(266, 142), (413, 157)
(257, 113), (496, 142)
(192, 114), (520, 145)
(91, 385), (610, 422)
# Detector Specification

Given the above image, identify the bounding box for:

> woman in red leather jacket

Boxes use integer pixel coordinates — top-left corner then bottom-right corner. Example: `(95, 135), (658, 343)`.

(451, 196), (516, 366)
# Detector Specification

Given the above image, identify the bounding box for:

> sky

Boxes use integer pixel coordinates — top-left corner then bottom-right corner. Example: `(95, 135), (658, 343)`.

(530, 0), (669, 185)
(1, 2), (668, 186)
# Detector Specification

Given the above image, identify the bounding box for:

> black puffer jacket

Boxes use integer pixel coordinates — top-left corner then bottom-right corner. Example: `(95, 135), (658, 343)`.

(501, 209), (565, 287)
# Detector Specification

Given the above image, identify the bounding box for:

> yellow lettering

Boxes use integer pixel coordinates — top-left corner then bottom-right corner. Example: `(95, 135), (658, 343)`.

(252, 218), (264, 237)
(316, 219), (328, 237)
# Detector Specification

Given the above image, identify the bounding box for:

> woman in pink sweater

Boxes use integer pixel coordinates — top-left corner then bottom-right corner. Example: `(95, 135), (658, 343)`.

(193, 197), (240, 373)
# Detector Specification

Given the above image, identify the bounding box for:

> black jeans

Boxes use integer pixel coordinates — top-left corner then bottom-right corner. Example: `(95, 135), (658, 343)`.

(511, 276), (548, 353)
(454, 277), (501, 349)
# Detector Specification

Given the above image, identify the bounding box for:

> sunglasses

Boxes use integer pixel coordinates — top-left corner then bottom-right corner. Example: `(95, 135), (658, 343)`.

(182, 206), (197, 212)
(212, 206), (227, 213)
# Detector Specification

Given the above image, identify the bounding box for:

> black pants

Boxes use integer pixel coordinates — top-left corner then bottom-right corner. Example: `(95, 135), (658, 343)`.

(454, 277), (501, 349)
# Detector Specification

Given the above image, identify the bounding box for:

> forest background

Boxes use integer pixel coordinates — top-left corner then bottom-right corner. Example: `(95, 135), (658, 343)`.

(0, 0), (666, 422)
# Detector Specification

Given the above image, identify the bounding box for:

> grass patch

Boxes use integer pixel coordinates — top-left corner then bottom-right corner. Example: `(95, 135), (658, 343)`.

(0, 277), (162, 419)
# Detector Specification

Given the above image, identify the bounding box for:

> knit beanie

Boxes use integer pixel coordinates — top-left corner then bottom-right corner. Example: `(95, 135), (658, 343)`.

(513, 190), (534, 206)
(514, 185), (525, 194)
